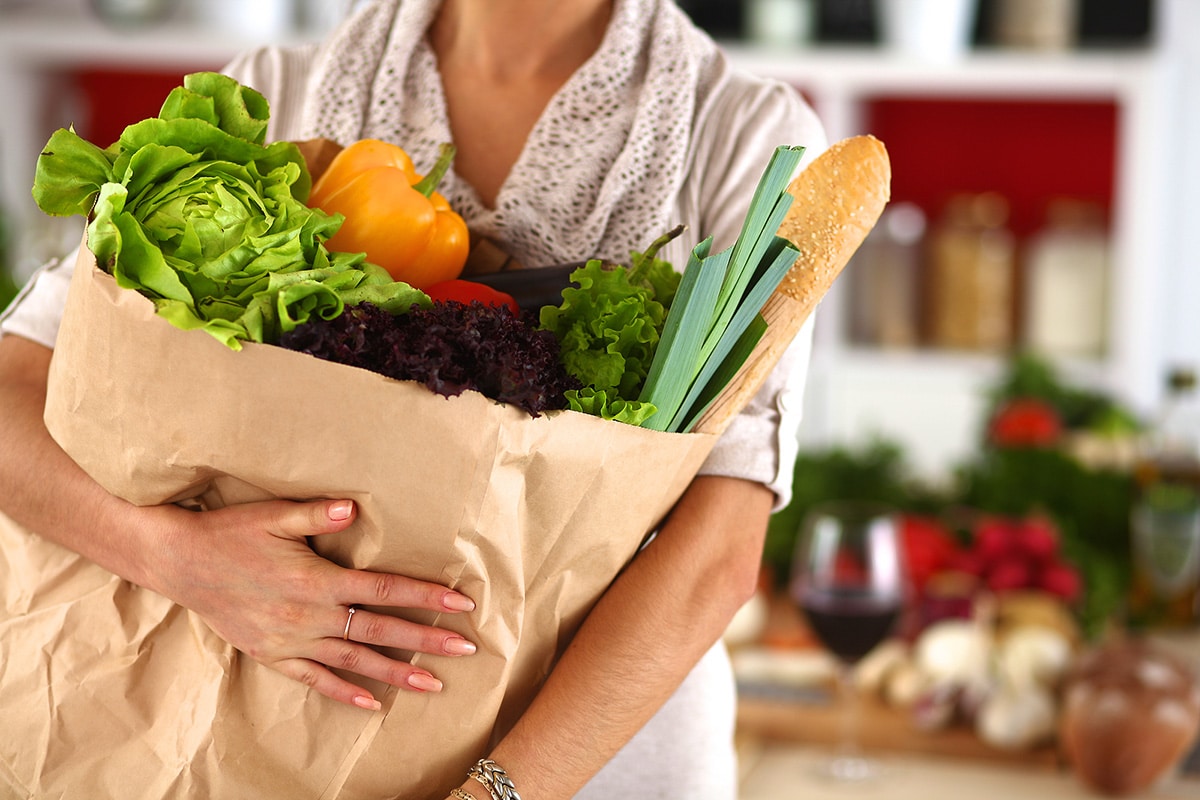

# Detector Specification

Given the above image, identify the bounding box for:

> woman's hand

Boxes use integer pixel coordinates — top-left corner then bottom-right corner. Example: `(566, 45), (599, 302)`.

(1, 335), (476, 712)
(145, 497), (477, 710)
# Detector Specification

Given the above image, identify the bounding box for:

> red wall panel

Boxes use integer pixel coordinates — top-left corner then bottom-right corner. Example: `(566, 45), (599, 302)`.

(866, 97), (1118, 237)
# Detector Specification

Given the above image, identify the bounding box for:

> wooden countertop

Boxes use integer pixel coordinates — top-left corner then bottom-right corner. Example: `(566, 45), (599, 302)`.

(736, 692), (1063, 769)
(736, 739), (1199, 800)
(731, 608), (1200, 798)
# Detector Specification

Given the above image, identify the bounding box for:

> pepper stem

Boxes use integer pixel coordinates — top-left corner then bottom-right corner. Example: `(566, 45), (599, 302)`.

(413, 143), (457, 198)
(629, 224), (686, 284)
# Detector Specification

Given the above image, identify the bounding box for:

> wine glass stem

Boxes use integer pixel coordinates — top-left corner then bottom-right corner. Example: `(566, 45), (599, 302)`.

(837, 663), (862, 761)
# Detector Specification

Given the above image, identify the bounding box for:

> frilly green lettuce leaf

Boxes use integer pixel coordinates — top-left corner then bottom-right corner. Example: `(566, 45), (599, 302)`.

(564, 387), (658, 426)
(538, 258), (673, 403)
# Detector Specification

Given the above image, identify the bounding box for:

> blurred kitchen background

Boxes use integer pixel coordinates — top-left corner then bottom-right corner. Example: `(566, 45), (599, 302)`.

(1, 0), (1196, 480)
(2, 1), (1198, 793)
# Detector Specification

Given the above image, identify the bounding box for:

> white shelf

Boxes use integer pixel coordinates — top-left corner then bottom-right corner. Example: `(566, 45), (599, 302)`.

(0, 10), (318, 69)
(723, 44), (1162, 101)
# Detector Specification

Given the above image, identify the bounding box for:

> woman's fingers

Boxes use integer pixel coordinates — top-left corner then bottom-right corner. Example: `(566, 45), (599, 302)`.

(173, 497), (479, 710)
(272, 610), (464, 708)
(339, 567), (476, 615)
(337, 605), (477, 657)
(312, 637), (448, 692)
(273, 658), (389, 710)
(275, 650), (446, 710)
(269, 498), (358, 540)
(262, 499), (477, 615)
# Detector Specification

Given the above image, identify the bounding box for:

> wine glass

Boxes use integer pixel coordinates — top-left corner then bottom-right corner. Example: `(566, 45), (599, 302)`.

(790, 500), (907, 782)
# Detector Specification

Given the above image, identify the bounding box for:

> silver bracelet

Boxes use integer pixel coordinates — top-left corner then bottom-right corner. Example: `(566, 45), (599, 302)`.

(467, 759), (522, 800)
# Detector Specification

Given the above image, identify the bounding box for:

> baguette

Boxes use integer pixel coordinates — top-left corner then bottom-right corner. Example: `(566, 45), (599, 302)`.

(693, 135), (891, 435)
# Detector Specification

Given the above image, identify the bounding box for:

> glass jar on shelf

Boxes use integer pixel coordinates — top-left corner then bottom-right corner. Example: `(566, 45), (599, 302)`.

(846, 202), (926, 349)
(181, 0), (296, 38)
(924, 192), (1016, 352)
(1021, 198), (1110, 359)
(989, 0), (1079, 51)
(743, 0), (816, 47)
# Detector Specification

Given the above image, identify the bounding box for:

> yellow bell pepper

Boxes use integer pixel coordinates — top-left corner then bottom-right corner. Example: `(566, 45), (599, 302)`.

(309, 139), (469, 290)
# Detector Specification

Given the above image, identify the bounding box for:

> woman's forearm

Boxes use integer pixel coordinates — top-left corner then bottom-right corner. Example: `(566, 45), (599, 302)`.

(0, 335), (162, 585)
(463, 475), (773, 800)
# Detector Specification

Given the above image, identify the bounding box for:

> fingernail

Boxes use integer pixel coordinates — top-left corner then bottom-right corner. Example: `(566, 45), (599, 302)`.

(329, 501), (354, 521)
(444, 637), (477, 656)
(407, 672), (443, 692)
(442, 592), (475, 612)
(353, 695), (382, 711)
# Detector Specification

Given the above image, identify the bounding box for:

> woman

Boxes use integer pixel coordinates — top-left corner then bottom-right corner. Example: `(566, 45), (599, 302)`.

(0, 0), (825, 797)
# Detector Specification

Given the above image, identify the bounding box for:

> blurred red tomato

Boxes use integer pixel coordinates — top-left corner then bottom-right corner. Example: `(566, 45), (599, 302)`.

(987, 397), (1063, 448)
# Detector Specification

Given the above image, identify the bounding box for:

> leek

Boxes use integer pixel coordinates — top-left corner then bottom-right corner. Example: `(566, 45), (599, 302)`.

(637, 145), (805, 433)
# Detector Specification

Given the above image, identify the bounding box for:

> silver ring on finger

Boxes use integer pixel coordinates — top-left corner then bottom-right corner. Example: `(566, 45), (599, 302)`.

(342, 605), (358, 641)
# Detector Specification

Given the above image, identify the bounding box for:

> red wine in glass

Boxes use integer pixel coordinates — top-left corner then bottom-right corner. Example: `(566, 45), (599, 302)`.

(798, 587), (902, 663)
(790, 501), (907, 782)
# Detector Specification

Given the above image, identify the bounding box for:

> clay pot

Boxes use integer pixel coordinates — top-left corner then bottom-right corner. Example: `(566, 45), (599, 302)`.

(1059, 639), (1200, 796)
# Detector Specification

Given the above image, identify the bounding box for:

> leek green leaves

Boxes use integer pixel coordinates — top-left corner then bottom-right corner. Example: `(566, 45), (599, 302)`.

(638, 145), (805, 432)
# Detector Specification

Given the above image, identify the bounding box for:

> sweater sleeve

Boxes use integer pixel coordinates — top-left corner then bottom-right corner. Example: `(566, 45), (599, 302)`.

(679, 64), (828, 511)
(0, 245), (80, 348)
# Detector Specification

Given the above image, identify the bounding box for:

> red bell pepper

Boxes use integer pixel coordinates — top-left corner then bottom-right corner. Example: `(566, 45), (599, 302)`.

(425, 279), (520, 315)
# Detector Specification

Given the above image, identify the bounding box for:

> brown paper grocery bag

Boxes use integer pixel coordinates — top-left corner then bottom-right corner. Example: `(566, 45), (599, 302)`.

(1, 134), (890, 800)
(0, 244), (715, 800)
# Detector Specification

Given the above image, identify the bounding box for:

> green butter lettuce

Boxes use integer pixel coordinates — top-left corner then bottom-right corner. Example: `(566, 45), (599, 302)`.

(32, 71), (427, 349)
